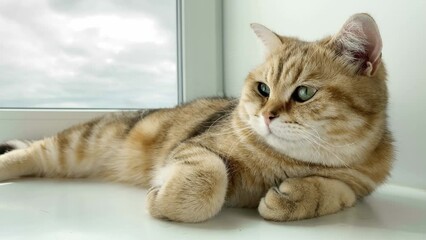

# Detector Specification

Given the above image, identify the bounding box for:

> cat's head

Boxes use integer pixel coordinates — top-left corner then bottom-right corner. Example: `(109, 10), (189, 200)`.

(239, 13), (388, 167)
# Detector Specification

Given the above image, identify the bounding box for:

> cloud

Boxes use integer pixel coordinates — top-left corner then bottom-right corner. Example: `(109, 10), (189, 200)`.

(0, 0), (177, 108)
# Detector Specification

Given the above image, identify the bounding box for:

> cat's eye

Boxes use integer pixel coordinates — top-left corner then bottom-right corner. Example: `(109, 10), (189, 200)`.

(257, 82), (270, 97)
(292, 86), (317, 102)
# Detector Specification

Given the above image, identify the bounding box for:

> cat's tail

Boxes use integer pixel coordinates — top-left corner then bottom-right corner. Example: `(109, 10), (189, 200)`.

(0, 139), (40, 181)
(0, 140), (48, 181)
(0, 140), (31, 155)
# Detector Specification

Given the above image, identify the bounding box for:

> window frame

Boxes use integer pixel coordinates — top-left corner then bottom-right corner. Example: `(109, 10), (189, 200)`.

(0, 0), (224, 142)
(179, 0), (224, 102)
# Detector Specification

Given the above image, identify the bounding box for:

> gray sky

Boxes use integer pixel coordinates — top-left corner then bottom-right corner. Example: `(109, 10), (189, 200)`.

(0, 0), (177, 108)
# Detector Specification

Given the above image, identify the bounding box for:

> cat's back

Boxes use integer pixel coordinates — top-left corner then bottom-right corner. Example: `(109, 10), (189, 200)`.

(130, 97), (237, 141)
(94, 97), (236, 142)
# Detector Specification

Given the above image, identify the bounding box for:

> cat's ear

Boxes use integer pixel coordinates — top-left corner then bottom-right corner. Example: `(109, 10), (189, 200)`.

(250, 23), (282, 55)
(332, 13), (382, 76)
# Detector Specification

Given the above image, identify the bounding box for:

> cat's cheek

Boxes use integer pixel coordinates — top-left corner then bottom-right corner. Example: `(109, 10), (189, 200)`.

(249, 115), (269, 137)
(242, 101), (258, 116)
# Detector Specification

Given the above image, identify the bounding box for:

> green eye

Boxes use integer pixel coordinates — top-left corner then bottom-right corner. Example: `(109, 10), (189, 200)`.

(292, 86), (317, 102)
(257, 82), (270, 97)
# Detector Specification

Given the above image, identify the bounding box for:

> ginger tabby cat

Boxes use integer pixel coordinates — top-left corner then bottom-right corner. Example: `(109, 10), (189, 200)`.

(0, 13), (393, 222)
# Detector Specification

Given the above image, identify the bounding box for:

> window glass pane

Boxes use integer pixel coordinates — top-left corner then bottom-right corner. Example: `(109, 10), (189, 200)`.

(0, 0), (177, 108)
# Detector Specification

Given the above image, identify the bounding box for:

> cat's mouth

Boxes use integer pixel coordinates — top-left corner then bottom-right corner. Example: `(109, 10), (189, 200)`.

(267, 121), (310, 143)
(248, 114), (307, 142)
(268, 130), (305, 143)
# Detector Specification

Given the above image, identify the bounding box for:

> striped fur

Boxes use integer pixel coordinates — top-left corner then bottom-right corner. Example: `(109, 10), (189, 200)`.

(0, 14), (393, 222)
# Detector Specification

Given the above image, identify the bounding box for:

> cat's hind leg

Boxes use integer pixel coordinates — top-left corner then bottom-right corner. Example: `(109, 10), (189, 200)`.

(0, 135), (101, 181)
(146, 142), (228, 223)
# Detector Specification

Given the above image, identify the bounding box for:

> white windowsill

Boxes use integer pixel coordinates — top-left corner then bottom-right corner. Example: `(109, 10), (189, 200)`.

(0, 180), (425, 240)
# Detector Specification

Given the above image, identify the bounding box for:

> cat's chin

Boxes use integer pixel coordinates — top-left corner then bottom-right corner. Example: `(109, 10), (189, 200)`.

(263, 134), (343, 166)
(245, 114), (362, 167)
(251, 124), (353, 167)
(248, 119), (319, 164)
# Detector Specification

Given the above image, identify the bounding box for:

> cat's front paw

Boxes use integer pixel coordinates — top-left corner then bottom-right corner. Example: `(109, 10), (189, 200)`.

(258, 177), (356, 221)
(146, 186), (163, 219)
(258, 178), (316, 221)
(145, 181), (226, 223)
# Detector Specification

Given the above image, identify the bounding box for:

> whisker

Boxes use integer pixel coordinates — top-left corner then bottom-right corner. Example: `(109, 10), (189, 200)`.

(301, 124), (357, 148)
(298, 130), (350, 168)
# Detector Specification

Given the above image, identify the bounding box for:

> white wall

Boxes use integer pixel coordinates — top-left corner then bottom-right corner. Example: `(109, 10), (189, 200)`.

(223, 0), (426, 189)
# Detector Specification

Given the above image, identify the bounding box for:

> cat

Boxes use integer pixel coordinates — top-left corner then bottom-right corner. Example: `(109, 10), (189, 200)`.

(0, 13), (393, 223)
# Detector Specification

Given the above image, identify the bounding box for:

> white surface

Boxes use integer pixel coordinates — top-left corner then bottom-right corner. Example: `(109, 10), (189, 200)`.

(223, 0), (426, 189)
(0, 179), (425, 240)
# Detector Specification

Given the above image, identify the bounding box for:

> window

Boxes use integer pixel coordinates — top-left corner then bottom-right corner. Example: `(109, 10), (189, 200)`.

(0, 0), (177, 109)
(0, 0), (223, 142)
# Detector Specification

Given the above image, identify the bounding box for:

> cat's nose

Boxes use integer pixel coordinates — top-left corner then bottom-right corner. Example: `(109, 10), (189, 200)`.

(263, 112), (279, 126)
